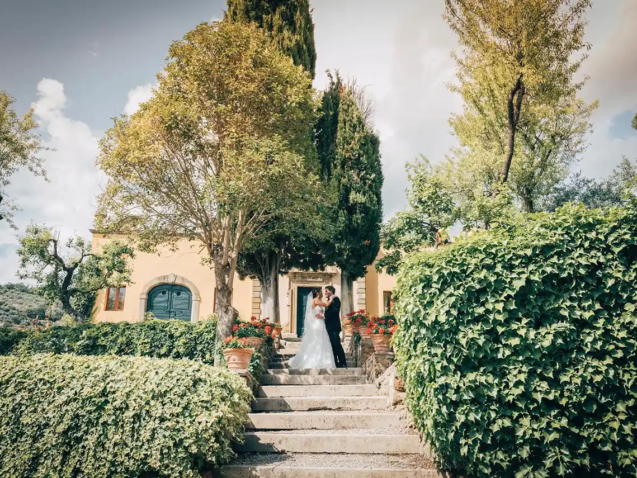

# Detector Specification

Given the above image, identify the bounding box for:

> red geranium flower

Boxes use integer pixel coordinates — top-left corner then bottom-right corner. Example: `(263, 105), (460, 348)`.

(232, 324), (239, 332)
(265, 326), (272, 336)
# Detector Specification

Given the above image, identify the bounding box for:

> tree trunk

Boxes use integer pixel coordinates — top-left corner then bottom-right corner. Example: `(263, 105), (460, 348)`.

(522, 195), (534, 213)
(260, 251), (280, 323)
(501, 74), (525, 183)
(340, 271), (355, 315)
(213, 252), (239, 366)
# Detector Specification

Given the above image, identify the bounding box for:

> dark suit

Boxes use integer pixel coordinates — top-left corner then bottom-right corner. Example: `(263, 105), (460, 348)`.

(325, 296), (347, 368)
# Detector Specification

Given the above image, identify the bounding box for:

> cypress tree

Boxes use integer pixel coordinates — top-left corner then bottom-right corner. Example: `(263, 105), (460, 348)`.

(229, 0), (321, 323)
(318, 74), (384, 313)
(225, 0), (317, 79)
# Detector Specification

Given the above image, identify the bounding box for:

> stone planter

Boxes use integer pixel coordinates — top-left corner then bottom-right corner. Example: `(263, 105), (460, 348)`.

(358, 326), (369, 337)
(370, 334), (391, 353)
(342, 323), (355, 337)
(243, 337), (264, 349)
(223, 348), (253, 371)
(394, 377), (406, 392)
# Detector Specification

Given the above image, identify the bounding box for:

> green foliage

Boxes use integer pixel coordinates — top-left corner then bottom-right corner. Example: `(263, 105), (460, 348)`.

(0, 328), (27, 355)
(0, 91), (46, 224)
(539, 158), (637, 212)
(96, 21), (317, 340)
(16, 224), (134, 321)
(377, 157), (456, 275)
(225, 0), (316, 79)
(9, 320), (220, 364)
(318, 75), (383, 303)
(0, 353), (251, 477)
(444, 0), (596, 214)
(0, 283), (63, 326)
(394, 203), (637, 477)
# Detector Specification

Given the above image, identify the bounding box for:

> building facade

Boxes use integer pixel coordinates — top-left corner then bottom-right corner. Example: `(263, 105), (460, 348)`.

(92, 233), (396, 335)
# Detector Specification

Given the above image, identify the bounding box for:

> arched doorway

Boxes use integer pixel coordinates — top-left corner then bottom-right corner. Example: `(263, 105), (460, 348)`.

(146, 284), (192, 321)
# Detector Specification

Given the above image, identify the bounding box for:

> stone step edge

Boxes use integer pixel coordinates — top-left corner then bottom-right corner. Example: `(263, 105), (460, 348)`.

(218, 465), (442, 478)
(235, 433), (422, 454)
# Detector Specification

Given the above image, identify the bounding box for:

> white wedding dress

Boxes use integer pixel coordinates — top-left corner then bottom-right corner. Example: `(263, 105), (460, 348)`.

(288, 294), (336, 370)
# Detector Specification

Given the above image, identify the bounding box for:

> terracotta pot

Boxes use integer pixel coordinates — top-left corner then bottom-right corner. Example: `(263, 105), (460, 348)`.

(272, 326), (283, 338)
(223, 348), (253, 371)
(370, 334), (391, 353)
(243, 337), (264, 349)
(358, 326), (369, 337)
(342, 323), (355, 336)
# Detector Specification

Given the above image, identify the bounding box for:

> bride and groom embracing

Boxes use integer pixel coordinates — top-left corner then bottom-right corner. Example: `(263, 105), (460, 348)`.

(288, 286), (348, 369)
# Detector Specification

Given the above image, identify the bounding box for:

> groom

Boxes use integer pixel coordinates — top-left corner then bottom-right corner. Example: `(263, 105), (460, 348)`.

(324, 286), (348, 368)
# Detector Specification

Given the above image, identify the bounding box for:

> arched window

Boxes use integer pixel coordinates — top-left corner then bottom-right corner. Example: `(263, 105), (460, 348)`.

(146, 284), (192, 321)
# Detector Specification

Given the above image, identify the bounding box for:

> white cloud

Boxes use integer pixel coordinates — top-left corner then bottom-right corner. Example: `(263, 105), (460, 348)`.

(0, 79), (102, 283)
(124, 83), (156, 116)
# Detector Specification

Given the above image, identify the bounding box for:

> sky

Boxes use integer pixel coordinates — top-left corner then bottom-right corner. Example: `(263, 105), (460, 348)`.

(1, 0), (636, 283)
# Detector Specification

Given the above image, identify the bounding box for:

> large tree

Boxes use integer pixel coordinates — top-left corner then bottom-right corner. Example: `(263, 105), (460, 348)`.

(633, 113), (637, 131)
(538, 157), (637, 211)
(16, 224), (133, 321)
(227, 0), (323, 323)
(444, 0), (596, 213)
(225, 0), (316, 79)
(0, 91), (46, 224)
(317, 73), (384, 313)
(96, 21), (318, 341)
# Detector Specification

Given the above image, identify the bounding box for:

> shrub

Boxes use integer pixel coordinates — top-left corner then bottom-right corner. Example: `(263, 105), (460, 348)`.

(394, 204), (637, 477)
(0, 354), (251, 478)
(0, 328), (27, 355)
(10, 319), (219, 364)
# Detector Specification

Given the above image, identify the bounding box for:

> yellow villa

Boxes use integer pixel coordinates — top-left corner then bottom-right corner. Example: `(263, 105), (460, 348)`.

(92, 231), (396, 336)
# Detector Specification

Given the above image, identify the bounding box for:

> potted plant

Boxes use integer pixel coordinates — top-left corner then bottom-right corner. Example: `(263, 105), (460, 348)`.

(367, 315), (397, 353)
(232, 318), (266, 349)
(348, 310), (370, 336)
(341, 316), (356, 336)
(222, 336), (253, 371)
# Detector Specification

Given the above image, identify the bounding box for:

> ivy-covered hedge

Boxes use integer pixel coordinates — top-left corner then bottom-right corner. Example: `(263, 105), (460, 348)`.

(6, 320), (219, 364)
(0, 353), (251, 478)
(394, 204), (637, 477)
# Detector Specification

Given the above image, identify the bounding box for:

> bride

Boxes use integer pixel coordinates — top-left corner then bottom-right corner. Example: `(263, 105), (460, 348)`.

(288, 289), (336, 370)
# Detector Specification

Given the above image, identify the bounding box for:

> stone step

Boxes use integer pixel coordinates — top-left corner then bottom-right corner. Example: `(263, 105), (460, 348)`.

(265, 368), (363, 376)
(219, 453), (439, 477)
(252, 396), (387, 412)
(247, 411), (403, 430)
(272, 352), (353, 359)
(234, 432), (422, 454)
(261, 374), (368, 385)
(257, 384), (378, 398)
(268, 361), (356, 369)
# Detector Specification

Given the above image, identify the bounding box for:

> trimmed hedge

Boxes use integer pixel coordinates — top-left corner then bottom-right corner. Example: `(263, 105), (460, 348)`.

(7, 320), (219, 364)
(0, 353), (251, 478)
(394, 204), (637, 477)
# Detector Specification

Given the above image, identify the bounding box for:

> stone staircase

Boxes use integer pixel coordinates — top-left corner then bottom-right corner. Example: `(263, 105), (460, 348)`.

(219, 338), (439, 477)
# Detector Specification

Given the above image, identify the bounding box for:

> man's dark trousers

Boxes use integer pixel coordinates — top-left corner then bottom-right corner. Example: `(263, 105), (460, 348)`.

(328, 329), (347, 368)
(324, 295), (347, 368)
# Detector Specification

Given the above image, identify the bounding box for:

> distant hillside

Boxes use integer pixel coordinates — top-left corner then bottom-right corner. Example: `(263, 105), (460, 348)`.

(0, 284), (63, 326)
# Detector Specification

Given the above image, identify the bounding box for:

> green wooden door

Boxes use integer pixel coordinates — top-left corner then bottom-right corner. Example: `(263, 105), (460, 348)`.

(296, 287), (314, 338)
(147, 284), (192, 321)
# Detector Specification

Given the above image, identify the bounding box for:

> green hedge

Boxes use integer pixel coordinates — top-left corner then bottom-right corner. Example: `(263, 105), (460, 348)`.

(7, 320), (219, 364)
(0, 353), (251, 478)
(394, 204), (637, 477)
